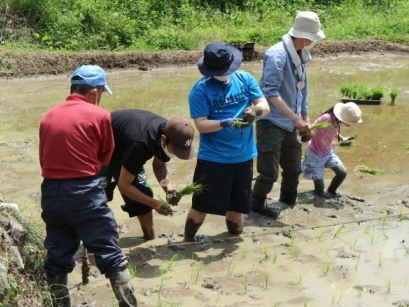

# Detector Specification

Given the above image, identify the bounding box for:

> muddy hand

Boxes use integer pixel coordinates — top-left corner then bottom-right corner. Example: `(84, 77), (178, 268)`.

(166, 190), (181, 206)
(299, 128), (312, 142)
(242, 105), (262, 124)
(347, 135), (357, 141)
(156, 203), (173, 216)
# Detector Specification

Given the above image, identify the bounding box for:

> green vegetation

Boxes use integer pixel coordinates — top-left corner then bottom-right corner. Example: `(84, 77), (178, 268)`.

(355, 165), (381, 175)
(1, 0), (409, 52)
(340, 83), (385, 100)
(390, 87), (398, 105)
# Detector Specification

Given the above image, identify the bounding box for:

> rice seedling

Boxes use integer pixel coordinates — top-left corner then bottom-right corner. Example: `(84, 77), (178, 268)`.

(216, 288), (222, 302)
(398, 207), (404, 221)
(177, 182), (205, 197)
(333, 224), (344, 239)
(242, 276), (248, 293)
(337, 292), (344, 304)
(166, 253), (178, 271)
(318, 230), (326, 242)
(405, 144), (409, 150)
(354, 252), (361, 271)
(354, 285), (363, 298)
(321, 261), (332, 276)
(128, 264), (137, 277)
(355, 165), (381, 175)
(311, 121), (333, 131)
(190, 261), (203, 284)
(261, 245), (269, 260)
(385, 278), (391, 293)
(264, 272), (270, 289)
(303, 298), (309, 307)
(380, 215), (387, 226)
(227, 256), (235, 276)
(382, 231), (389, 240)
(294, 274), (302, 285)
(370, 227), (376, 244)
(288, 246), (300, 260)
(349, 238), (358, 250)
(390, 87), (398, 105)
(157, 269), (166, 305)
(378, 254), (386, 267)
(272, 249), (277, 264)
(240, 244), (248, 259)
(364, 224), (372, 234)
(401, 242), (409, 254)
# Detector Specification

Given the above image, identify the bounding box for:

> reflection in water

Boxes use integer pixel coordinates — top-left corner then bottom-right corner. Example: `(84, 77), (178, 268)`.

(0, 53), (409, 209)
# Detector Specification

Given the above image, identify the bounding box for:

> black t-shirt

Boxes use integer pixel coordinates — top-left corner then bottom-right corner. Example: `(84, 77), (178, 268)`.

(110, 109), (170, 175)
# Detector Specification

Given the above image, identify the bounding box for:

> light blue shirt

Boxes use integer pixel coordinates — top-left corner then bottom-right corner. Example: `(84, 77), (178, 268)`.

(189, 70), (264, 163)
(258, 40), (309, 132)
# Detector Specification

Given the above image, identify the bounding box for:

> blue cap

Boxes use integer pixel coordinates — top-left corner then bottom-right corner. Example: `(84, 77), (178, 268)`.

(71, 65), (112, 95)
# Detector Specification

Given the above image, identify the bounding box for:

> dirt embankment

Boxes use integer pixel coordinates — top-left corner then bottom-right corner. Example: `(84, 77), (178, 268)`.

(1, 40), (409, 78)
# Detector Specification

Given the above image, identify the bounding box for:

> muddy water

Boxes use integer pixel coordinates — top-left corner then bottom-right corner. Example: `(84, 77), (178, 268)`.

(1, 53), (409, 307)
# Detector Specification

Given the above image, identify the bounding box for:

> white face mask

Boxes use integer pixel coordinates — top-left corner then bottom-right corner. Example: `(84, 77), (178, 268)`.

(162, 143), (176, 158)
(213, 75), (230, 82)
(340, 123), (350, 130)
(304, 40), (317, 50)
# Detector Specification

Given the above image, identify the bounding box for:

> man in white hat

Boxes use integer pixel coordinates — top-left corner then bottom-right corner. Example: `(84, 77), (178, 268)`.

(252, 11), (326, 217)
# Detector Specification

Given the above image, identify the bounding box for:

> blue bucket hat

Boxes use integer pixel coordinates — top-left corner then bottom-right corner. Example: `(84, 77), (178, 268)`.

(197, 42), (242, 76)
(71, 65), (112, 95)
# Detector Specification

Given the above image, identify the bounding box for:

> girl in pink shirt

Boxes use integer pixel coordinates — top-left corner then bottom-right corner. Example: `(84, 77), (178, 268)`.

(301, 102), (362, 198)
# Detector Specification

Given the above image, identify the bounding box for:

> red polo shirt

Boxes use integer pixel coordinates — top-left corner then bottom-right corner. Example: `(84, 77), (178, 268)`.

(39, 94), (114, 179)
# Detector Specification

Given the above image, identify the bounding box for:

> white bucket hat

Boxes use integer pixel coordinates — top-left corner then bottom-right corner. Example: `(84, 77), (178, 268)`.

(288, 11), (326, 41)
(334, 102), (363, 124)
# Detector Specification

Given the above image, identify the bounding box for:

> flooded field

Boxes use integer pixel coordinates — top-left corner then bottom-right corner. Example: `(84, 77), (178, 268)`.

(0, 52), (409, 306)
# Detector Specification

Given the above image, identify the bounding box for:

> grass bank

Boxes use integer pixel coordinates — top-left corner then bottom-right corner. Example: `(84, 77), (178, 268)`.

(1, 0), (408, 52)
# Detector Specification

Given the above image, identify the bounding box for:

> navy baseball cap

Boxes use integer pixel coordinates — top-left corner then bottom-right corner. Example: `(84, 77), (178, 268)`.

(71, 65), (112, 95)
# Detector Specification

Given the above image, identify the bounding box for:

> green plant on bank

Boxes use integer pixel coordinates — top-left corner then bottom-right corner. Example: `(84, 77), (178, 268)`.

(1, 0), (409, 52)
(390, 87), (398, 105)
(355, 165), (381, 175)
(339, 83), (384, 100)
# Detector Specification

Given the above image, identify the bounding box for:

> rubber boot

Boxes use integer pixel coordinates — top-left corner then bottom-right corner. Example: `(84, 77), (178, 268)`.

(47, 274), (71, 307)
(109, 268), (138, 307)
(251, 198), (279, 219)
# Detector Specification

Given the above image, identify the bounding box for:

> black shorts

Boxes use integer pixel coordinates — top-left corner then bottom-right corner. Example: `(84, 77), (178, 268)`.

(99, 163), (153, 217)
(191, 159), (253, 216)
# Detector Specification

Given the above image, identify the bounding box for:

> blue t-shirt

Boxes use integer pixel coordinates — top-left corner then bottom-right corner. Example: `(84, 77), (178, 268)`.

(189, 70), (264, 163)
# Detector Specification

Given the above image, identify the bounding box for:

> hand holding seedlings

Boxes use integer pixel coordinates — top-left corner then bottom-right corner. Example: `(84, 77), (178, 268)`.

(299, 128), (312, 142)
(166, 189), (181, 206)
(220, 118), (251, 129)
(242, 105), (262, 124)
(156, 201), (173, 216)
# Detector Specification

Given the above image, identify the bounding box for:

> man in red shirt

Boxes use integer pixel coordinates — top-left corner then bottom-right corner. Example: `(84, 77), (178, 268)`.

(39, 65), (137, 307)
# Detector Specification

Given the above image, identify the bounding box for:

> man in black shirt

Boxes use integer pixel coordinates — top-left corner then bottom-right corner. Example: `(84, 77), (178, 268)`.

(102, 109), (195, 240)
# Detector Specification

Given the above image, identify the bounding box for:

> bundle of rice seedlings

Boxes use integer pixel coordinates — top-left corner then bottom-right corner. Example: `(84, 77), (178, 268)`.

(177, 183), (205, 196)
(355, 165), (381, 175)
(311, 122), (333, 131)
(338, 140), (355, 147)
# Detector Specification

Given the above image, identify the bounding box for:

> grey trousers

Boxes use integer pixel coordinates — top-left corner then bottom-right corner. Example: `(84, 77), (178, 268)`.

(252, 120), (301, 206)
